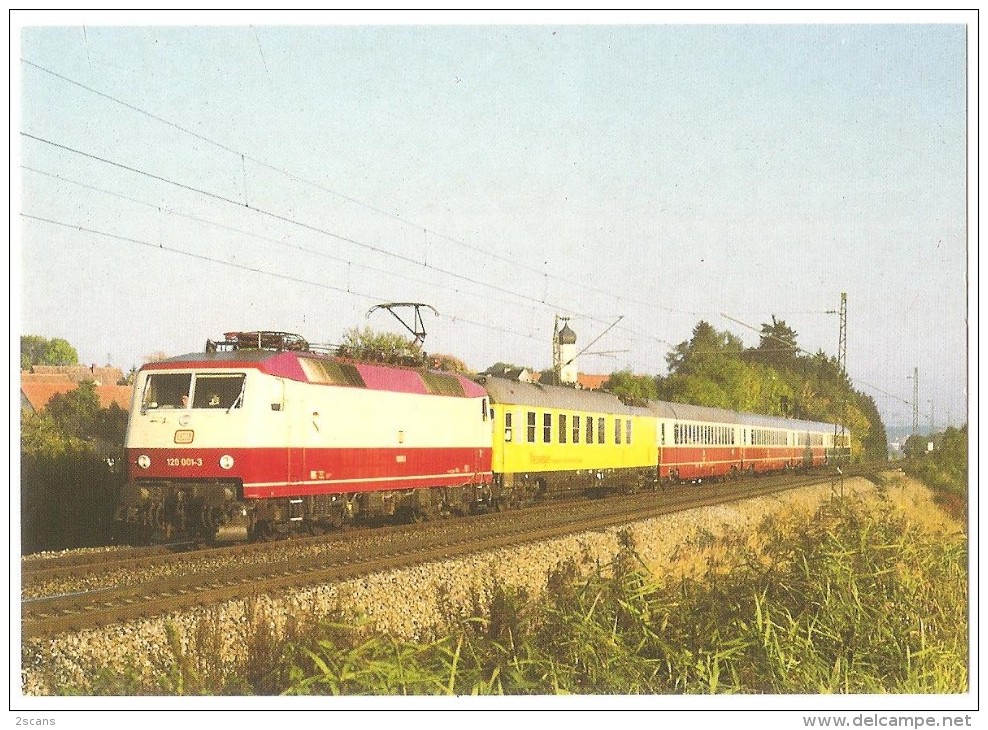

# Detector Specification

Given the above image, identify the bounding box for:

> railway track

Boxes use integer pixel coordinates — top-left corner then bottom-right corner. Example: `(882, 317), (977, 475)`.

(21, 467), (872, 641)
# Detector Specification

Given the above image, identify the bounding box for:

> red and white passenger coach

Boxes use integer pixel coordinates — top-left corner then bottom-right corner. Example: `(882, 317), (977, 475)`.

(650, 401), (845, 483)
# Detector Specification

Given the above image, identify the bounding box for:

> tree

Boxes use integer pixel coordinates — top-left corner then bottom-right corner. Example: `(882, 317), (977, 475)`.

(21, 335), (79, 370)
(483, 361), (530, 375)
(665, 321), (746, 376)
(20, 410), (86, 458)
(45, 381), (101, 442)
(427, 352), (471, 373)
(338, 326), (423, 365)
(604, 370), (659, 403)
(755, 316), (799, 366)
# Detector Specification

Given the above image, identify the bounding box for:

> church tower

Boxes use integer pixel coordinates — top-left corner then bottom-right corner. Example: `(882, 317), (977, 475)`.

(554, 317), (578, 385)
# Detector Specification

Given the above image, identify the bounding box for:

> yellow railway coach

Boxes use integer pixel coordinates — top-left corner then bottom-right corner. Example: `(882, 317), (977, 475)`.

(481, 376), (657, 507)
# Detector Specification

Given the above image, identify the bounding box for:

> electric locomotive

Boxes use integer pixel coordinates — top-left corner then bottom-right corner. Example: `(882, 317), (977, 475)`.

(116, 332), (494, 542)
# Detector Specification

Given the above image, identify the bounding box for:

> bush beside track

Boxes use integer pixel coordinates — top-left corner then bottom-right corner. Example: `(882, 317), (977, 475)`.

(21, 450), (124, 555)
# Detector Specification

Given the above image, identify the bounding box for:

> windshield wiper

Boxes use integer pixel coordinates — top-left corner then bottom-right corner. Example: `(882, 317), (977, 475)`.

(227, 379), (247, 413)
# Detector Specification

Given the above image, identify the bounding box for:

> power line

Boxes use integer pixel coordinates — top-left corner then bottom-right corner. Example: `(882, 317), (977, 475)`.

(21, 56), (706, 318)
(20, 213), (553, 346)
(22, 58), (831, 351)
(21, 164), (510, 308)
(21, 132), (577, 314)
(22, 132), (679, 357)
(22, 57), (842, 366)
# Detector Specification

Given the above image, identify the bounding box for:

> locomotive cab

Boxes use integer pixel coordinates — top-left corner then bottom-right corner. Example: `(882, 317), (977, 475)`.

(118, 361), (288, 543)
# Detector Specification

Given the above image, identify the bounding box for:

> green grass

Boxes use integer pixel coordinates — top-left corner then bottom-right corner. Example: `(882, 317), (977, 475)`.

(45, 491), (967, 696)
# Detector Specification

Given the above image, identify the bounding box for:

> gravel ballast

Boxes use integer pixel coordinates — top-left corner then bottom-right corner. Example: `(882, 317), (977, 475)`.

(21, 476), (917, 695)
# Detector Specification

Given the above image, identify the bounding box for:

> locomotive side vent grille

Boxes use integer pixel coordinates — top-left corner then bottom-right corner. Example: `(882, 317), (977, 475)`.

(300, 358), (367, 388)
(421, 371), (465, 397)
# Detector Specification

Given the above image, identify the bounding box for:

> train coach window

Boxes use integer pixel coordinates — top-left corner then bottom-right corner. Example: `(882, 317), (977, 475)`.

(192, 374), (246, 409)
(504, 411), (513, 442)
(586, 416), (593, 444)
(559, 414), (567, 444)
(544, 413), (552, 443)
(614, 418), (621, 444)
(142, 373), (192, 410)
(626, 419), (632, 445)
(527, 411), (536, 443)
(597, 417), (605, 444)
(573, 415), (581, 444)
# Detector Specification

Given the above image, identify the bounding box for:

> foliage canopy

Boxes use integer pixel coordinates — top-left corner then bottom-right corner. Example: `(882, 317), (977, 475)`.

(21, 335), (79, 370)
(605, 318), (887, 460)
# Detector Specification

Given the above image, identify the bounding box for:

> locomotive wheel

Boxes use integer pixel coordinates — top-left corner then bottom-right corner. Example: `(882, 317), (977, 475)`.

(252, 520), (276, 542)
(397, 506), (427, 524)
(323, 510), (345, 530)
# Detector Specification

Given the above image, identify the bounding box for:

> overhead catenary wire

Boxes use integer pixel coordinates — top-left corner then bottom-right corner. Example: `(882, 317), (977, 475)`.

(21, 131), (677, 357)
(21, 164), (513, 308)
(21, 213), (543, 345)
(21, 56), (852, 373)
(20, 56), (729, 320)
(22, 132), (581, 313)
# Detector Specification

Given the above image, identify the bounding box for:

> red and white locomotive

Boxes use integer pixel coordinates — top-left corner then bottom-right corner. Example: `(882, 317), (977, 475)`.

(116, 330), (850, 543)
(117, 332), (494, 542)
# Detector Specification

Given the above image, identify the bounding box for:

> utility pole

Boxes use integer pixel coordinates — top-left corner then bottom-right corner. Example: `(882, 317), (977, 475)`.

(906, 368), (919, 436)
(827, 293), (849, 462)
(826, 292), (848, 376)
(836, 292), (847, 376)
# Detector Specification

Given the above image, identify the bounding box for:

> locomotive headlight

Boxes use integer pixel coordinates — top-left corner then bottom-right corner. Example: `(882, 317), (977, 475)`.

(219, 454), (235, 470)
(137, 454), (151, 469)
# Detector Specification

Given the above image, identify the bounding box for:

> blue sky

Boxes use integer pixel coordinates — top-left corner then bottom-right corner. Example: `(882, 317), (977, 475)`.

(15, 13), (973, 433)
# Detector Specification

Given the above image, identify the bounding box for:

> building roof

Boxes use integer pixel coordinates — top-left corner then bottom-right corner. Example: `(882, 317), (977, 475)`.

(20, 382), (133, 413)
(557, 323), (577, 345)
(25, 364), (124, 385)
(577, 373), (609, 391)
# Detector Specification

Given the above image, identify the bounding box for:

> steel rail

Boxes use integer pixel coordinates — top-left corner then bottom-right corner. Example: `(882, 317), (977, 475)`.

(22, 467), (879, 641)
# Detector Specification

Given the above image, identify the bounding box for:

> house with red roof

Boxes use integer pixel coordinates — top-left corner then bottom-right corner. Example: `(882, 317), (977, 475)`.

(20, 365), (133, 414)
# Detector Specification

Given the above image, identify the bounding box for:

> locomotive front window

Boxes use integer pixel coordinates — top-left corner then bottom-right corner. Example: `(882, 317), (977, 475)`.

(142, 373), (192, 410)
(192, 374), (246, 409)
